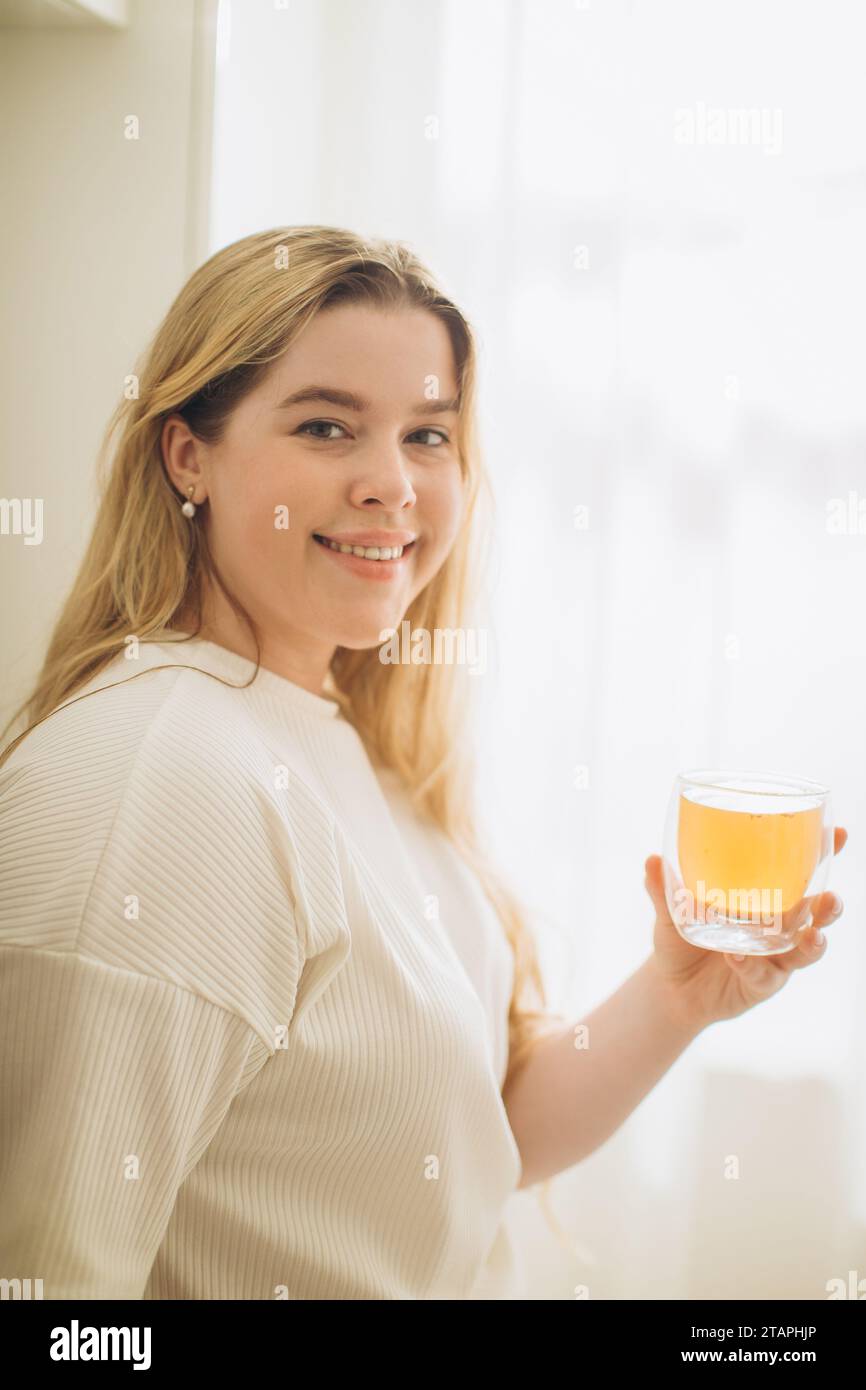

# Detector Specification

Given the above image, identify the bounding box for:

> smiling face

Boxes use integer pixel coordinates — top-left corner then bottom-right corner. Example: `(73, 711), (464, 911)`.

(162, 302), (467, 687)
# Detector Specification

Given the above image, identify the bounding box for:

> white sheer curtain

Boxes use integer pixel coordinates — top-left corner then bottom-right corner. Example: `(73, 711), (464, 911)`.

(210, 0), (866, 1297)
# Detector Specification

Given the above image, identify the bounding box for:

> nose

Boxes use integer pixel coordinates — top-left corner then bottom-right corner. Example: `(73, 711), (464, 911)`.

(348, 441), (417, 511)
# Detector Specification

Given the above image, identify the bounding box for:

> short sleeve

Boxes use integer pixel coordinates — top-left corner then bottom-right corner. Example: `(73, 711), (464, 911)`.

(0, 944), (264, 1299)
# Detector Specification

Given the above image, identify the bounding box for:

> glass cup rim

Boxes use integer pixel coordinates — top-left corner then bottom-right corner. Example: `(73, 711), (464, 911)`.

(677, 766), (830, 799)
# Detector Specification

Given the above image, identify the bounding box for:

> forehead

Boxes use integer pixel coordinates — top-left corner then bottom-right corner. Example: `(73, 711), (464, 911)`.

(266, 303), (459, 405)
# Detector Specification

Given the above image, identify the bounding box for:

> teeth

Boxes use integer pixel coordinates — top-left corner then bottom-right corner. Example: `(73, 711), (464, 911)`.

(320, 537), (406, 560)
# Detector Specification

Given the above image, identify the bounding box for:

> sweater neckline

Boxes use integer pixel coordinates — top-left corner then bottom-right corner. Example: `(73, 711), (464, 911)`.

(152, 631), (343, 720)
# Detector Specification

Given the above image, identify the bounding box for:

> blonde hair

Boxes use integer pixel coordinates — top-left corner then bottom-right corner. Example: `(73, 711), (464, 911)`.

(1, 224), (567, 1164)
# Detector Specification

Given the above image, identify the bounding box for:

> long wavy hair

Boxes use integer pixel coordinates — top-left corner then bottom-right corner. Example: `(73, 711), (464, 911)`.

(1, 224), (567, 1118)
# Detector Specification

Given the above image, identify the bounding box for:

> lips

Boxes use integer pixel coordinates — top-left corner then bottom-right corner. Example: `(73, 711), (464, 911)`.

(313, 531), (417, 548)
(312, 534), (416, 557)
(312, 533), (414, 580)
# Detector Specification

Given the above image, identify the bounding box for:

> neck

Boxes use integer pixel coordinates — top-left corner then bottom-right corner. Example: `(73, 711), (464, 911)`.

(170, 589), (336, 699)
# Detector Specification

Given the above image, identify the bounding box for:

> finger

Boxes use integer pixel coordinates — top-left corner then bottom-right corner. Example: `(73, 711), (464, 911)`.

(771, 899), (841, 972)
(808, 891), (844, 929)
(644, 854), (669, 919)
(767, 923), (829, 974)
(834, 826), (848, 855)
(785, 890), (843, 934)
(782, 886), (844, 934)
(724, 952), (789, 996)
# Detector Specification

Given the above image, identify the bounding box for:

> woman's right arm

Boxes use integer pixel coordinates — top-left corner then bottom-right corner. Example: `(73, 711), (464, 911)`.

(0, 690), (345, 1297)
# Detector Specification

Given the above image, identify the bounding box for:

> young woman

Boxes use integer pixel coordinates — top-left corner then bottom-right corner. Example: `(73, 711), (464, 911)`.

(0, 226), (847, 1301)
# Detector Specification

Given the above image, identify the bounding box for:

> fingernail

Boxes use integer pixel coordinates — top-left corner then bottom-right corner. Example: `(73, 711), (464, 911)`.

(812, 930), (825, 949)
(732, 954), (745, 963)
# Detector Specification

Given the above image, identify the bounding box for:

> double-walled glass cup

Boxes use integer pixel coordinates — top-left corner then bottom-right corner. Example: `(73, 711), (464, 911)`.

(662, 768), (833, 955)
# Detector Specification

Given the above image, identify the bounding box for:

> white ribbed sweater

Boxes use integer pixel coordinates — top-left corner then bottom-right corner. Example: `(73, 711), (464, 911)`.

(0, 636), (525, 1300)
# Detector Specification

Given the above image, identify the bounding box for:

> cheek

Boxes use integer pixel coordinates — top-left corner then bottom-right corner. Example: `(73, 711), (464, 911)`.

(429, 474), (466, 551)
(255, 514), (314, 581)
(209, 494), (295, 587)
(415, 473), (465, 575)
(423, 464), (464, 524)
(233, 504), (278, 561)
(223, 456), (314, 557)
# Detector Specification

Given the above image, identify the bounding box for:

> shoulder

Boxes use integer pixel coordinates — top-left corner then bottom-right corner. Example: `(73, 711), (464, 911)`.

(0, 649), (351, 1039)
(0, 645), (301, 836)
(3, 644), (262, 774)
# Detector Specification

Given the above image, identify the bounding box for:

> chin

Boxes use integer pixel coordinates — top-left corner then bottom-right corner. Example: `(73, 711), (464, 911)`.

(325, 596), (417, 653)
(333, 628), (398, 653)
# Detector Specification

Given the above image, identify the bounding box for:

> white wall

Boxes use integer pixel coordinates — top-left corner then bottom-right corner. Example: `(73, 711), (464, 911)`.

(0, 0), (217, 725)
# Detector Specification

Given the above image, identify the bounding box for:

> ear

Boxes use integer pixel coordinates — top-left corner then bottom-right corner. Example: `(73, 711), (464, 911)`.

(161, 413), (207, 503)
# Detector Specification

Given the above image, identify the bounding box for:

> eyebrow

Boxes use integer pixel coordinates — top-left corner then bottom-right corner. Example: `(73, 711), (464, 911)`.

(273, 386), (461, 415)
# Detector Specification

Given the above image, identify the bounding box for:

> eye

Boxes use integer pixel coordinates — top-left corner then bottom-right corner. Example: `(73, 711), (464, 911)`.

(296, 420), (451, 447)
(409, 428), (450, 447)
(296, 419), (348, 441)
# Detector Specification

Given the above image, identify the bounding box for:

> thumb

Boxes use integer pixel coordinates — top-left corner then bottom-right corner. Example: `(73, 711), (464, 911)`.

(644, 854), (671, 920)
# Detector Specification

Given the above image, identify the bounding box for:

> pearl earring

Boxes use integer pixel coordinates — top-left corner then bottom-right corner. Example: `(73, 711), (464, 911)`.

(181, 485), (197, 518)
